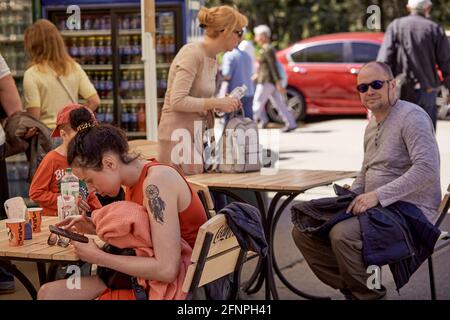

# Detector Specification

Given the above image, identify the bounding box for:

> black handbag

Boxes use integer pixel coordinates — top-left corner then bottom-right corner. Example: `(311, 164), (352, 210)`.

(97, 244), (148, 300)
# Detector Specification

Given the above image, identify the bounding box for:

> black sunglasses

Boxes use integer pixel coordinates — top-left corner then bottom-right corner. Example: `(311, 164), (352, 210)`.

(220, 29), (244, 37)
(234, 30), (244, 37)
(356, 80), (392, 93)
(47, 233), (70, 248)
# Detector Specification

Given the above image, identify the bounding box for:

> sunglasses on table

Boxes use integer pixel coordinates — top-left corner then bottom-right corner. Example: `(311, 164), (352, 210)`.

(356, 80), (392, 93)
(47, 233), (70, 248)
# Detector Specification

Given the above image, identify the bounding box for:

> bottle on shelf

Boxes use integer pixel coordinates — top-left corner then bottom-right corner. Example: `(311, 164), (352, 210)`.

(131, 35), (141, 64)
(69, 37), (79, 60)
(83, 16), (92, 30)
(93, 17), (101, 30)
(78, 37), (86, 64)
(106, 71), (113, 99)
(96, 105), (105, 123)
(86, 36), (96, 65)
(129, 70), (136, 99)
(98, 71), (106, 98)
(129, 104), (138, 132)
(105, 106), (114, 124)
(122, 36), (132, 64)
(165, 34), (175, 62)
(105, 36), (112, 65)
(156, 35), (165, 63)
(138, 104), (146, 132)
(130, 14), (140, 30)
(121, 104), (129, 131)
(122, 15), (130, 30)
(135, 70), (145, 99)
(120, 70), (130, 98)
(96, 36), (105, 64)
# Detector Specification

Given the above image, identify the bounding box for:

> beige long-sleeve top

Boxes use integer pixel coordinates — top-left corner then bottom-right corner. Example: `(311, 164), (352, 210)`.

(158, 42), (217, 142)
(157, 42), (217, 175)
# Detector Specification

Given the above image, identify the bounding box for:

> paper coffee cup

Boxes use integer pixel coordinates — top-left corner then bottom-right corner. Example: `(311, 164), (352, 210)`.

(27, 207), (42, 233)
(5, 219), (25, 246)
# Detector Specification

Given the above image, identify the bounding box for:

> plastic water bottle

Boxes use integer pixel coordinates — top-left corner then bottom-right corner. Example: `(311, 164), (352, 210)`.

(60, 168), (80, 200)
(229, 84), (247, 100)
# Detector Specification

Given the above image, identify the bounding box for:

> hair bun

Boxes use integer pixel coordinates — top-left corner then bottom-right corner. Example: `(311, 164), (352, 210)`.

(197, 7), (210, 27)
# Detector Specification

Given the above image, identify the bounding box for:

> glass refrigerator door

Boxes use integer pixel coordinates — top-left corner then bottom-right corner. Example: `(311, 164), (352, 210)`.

(0, 0), (33, 97)
(48, 10), (114, 126)
(116, 10), (145, 137)
(1, 0), (33, 198)
(155, 6), (182, 123)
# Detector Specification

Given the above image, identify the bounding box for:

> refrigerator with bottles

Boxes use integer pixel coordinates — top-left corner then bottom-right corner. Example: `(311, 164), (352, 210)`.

(1, 0), (34, 198)
(0, 0), (34, 98)
(42, 0), (187, 139)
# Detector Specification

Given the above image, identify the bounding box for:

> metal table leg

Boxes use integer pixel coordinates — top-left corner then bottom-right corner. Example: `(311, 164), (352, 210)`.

(36, 262), (47, 285)
(0, 260), (37, 300)
(270, 193), (331, 300)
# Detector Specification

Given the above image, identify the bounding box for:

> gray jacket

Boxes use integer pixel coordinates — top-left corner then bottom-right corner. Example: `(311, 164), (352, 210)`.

(3, 111), (51, 182)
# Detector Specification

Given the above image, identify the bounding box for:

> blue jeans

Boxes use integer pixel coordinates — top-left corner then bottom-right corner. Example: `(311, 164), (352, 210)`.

(415, 89), (438, 131)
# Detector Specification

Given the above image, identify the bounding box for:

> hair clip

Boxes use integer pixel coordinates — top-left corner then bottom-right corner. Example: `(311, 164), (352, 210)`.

(199, 23), (207, 28)
(77, 122), (95, 133)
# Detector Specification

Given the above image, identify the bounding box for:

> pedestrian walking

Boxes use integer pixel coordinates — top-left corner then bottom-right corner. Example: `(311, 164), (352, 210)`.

(377, 0), (450, 130)
(252, 25), (296, 132)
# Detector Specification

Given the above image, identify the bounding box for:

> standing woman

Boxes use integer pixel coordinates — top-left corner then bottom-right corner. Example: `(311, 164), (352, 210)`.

(23, 19), (100, 132)
(158, 6), (247, 175)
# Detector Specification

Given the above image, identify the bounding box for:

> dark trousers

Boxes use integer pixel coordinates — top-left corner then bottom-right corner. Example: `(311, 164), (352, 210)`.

(0, 145), (9, 219)
(415, 89), (438, 131)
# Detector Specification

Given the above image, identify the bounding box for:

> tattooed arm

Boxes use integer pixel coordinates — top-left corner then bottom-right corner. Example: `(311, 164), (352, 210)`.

(86, 165), (187, 283)
(141, 165), (185, 281)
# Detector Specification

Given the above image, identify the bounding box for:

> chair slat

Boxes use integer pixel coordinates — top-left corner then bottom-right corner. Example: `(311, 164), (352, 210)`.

(183, 247), (242, 293)
(191, 215), (239, 263)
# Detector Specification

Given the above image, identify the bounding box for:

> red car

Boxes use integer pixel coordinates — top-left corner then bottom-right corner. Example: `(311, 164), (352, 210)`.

(267, 32), (385, 122)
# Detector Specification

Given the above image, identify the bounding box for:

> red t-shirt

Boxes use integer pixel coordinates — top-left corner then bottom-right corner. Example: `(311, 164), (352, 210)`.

(29, 150), (102, 216)
(125, 160), (207, 248)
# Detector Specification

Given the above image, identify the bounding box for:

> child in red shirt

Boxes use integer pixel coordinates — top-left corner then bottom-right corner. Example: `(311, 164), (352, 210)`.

(29, 104), (101, 216)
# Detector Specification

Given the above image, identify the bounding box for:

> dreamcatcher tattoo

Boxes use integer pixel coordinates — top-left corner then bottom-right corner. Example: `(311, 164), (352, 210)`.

(145, 184), (166, 224)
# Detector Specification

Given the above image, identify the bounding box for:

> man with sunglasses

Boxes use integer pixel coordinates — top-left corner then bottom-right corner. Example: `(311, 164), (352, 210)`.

(292, 61), (441, 299)
(377, 0), (450, 130)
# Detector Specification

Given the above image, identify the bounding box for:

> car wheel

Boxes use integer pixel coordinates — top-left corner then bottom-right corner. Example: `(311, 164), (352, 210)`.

(266, 87), (306, 123)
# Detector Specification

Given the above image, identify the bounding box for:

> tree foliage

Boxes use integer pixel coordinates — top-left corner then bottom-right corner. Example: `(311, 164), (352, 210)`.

(205, 0), (450, 49)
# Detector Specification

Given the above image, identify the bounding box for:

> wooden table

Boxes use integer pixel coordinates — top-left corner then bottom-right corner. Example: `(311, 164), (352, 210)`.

(188, 169), (358, 300)
(0, 216), (99, 300)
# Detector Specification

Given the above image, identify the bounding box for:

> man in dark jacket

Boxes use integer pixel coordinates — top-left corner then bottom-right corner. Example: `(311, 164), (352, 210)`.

(377, 0), (450, 130)
(292, 61), (441, 299)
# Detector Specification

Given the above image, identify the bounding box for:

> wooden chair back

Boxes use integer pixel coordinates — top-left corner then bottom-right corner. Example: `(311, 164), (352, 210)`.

(182, 214), (245, 296)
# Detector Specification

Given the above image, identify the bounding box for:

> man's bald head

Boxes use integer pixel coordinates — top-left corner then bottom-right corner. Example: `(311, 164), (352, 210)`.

(359, 61), (394, 80)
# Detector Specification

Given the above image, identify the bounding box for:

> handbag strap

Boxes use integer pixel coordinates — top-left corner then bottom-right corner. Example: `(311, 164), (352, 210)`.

(56, 74), (77, 103)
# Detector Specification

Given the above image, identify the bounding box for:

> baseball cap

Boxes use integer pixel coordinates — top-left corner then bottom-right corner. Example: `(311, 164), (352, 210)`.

(407, 0), (432, 9)
(51, 103), (96, 138)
